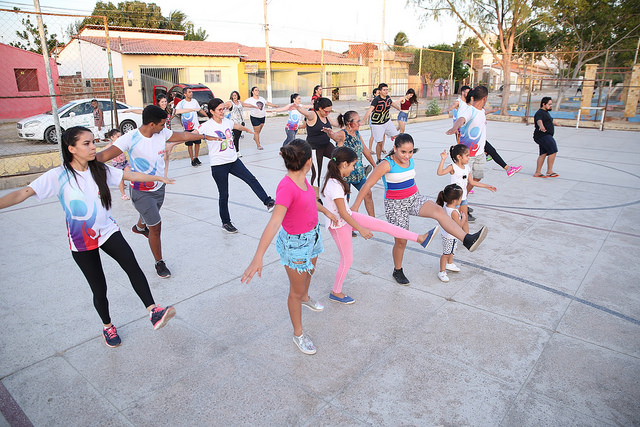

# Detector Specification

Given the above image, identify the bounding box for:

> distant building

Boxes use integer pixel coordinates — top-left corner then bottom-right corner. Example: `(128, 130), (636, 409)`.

(0, 43), (60, 120)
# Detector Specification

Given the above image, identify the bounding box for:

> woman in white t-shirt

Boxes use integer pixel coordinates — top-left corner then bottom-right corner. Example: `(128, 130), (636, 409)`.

(197, 98), (276, 233)
(0, 126), (177, 348)
(244, 86), (279, 150)
(268, 93), (313, 146)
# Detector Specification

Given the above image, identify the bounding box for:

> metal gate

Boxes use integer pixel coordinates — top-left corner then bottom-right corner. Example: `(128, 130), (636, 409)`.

(140, 67), (184, 104)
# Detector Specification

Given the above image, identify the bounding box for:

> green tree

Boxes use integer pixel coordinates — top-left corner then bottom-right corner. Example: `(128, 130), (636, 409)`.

(545, 0), (640, 107)
(410, 0), (547, 114)
(80, 1), (208, 40)
(10, 8), (61, 55)
(393, 31), (409, 47)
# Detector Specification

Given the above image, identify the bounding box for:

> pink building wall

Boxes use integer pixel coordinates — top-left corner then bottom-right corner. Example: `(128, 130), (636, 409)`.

(0, 43), (60, 120)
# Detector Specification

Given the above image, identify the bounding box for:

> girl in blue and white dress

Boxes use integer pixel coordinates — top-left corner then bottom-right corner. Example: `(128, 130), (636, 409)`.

(435, 184), (466, 283)
(351, 134), (488, 285)
(0, 126), (177, 348)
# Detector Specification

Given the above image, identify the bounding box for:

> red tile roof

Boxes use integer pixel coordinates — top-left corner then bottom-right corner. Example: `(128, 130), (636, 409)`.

(74, 37), (359, 65)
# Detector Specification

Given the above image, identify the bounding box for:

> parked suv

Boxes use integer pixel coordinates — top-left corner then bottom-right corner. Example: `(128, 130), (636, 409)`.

(153, 83), (214, 122)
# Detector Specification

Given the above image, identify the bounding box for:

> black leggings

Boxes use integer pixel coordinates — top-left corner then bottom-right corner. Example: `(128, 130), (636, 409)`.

(484, 141), (507, 169)
(233, 128), (242, 152)
(310, 144), (335, 188)
(71, 231), (155, 325)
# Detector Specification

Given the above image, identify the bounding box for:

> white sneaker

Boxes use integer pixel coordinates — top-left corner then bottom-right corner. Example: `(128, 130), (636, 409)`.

(445, 263), (460, 272)
(438, 271), (449, 282)
(237, 151), (243, 158)
(293, 332), (316, 355)
(301, 297), (324, 312)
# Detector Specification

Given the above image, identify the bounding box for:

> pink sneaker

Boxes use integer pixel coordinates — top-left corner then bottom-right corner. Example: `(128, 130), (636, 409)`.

(507, 165), (522, 177)
(468, 189), (475, 194)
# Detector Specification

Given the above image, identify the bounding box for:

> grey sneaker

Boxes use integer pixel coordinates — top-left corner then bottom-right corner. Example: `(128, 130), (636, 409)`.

(222, 223), (238, 233)
(301, 297), (324, 312)
(293, 332), (316, 355)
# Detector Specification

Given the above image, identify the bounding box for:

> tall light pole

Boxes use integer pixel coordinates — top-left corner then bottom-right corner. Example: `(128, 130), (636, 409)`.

(380, 0), (386, 84)
(263, 0), (273, 102)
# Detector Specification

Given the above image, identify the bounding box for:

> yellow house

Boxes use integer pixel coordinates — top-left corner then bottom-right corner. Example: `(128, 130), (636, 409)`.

(57, 25), (366, 106)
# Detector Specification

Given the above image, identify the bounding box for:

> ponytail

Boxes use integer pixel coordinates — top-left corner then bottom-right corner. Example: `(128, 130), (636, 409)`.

(438, 184), (463, 206)
(450, 144), (469, 164)
(280, 139), (312, 171)
(321, 146), (357, 197)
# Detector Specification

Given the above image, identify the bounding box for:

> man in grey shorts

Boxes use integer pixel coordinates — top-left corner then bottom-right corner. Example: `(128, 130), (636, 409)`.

(97, 105), (205, 278)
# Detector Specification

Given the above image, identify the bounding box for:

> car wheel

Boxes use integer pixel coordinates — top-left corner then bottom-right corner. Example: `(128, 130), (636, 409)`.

(44, 126), (62, 144)
(120, 120), (137, 134)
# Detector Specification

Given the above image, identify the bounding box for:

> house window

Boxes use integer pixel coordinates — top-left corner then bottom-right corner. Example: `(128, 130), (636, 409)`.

(204, 70), (221, 84)
(15, 69), (39, 92)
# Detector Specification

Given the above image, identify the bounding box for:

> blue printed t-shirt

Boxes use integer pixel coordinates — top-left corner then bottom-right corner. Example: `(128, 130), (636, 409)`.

(29, 166), (122, 251)
(114, 128), (172, 191)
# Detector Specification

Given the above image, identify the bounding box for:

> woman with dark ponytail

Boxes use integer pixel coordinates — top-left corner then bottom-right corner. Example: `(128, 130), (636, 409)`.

(0, 126), (177, 348)
(242, 139), (338, 355)
(332, 110), (377, 216)
(291, 97), (340, 196)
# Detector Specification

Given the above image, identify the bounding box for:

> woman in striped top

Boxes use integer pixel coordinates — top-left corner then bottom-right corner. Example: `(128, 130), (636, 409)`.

(350, 133), (488, 285)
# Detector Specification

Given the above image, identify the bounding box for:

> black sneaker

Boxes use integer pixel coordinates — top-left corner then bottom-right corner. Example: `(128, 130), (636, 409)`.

(155, 260), (171, 278)
(463, 226), (488, 252)
(468, 206), (474, 213)
(150, 306), (176, 330)
(364, 164), (373, 177)
(103, 325), (121, 348)
(194, 157), (202, 165)
(132, 224), (149, 238)
(222, 223), (238, 233)
(392, 268), (410, 286)
(265, 198), (275, 213)
(191, 159), (198, 167)
(468, 213), (476, 223)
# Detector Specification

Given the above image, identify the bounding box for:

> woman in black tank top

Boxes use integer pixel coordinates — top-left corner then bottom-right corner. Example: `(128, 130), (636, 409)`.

(294, 97), (339, 191)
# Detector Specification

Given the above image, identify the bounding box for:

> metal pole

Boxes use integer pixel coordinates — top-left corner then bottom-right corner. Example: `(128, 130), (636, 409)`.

(321, 39), (325, 91)
(597, 49), (609, 113)
(602, 79), (611, 131)
(104, 17), (118, 130)
(263, 0), (273, 103)
(33, 0), (62, 157)
(449, 50), (455, 95)
(380, 0), (385, 84)
(470, 52), (474, 86)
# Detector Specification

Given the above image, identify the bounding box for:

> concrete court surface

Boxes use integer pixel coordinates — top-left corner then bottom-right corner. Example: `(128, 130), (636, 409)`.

(0, 116), (639, 426)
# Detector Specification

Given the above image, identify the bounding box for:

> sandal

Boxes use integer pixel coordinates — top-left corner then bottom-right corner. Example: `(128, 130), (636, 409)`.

(257, 145), (264, 150)
(533, 173), (547, 178)
(546, 172), (559, 177)
(121, 194), (130, 200)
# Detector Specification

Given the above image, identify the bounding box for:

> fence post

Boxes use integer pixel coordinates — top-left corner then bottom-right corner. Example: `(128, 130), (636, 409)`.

(33, 0), (62, 158)
(624, 64), (640, 120)
(104, 18), (119, 130)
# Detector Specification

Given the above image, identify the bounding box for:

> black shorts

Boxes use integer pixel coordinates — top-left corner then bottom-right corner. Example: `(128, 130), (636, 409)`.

(184, 129), (201, 146)
(534, 134), (558, 155)
(250, 116), (266, 127)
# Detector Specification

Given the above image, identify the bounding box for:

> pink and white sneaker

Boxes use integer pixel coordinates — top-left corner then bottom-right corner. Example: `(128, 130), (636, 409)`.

(507, 165), (522, 177)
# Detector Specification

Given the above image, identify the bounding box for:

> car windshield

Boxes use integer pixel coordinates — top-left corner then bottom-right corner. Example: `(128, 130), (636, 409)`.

(192, 90), (213, 105)
(45, 101), (78, 115)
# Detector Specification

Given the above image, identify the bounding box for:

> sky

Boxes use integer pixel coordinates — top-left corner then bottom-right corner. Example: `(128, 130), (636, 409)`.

(0, 0), (464, 50)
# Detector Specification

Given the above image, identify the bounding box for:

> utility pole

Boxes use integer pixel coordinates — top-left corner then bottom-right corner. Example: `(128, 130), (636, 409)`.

(33, 0), (62, 158)
(380, 0), (385, 84)
(263, 0), (273, 102)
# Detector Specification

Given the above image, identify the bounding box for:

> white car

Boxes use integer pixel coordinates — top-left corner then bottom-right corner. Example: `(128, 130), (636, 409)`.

(16, 98), (143, 144)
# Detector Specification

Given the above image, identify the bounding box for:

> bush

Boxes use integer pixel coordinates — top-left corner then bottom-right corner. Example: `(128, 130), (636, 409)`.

(425, 100), (441, 116)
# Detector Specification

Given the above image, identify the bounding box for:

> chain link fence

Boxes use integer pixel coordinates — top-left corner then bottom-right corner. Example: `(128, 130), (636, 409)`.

(1, 10), (638, 181)
(0, 8), (128, 178)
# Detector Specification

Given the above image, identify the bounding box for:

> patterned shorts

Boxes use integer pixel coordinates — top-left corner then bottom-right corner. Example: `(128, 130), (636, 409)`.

(442, 236), (457, 255)
(383, 193), (430, 230)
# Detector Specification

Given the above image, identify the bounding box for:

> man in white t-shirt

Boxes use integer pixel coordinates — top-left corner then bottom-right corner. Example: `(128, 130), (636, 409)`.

(445, 85), (489, 221)
(177, 88), (206, 167)
(96, 105), (204, 279)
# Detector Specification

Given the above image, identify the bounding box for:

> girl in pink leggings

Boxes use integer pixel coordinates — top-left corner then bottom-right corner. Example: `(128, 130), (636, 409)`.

(320, 146), (439, 304)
